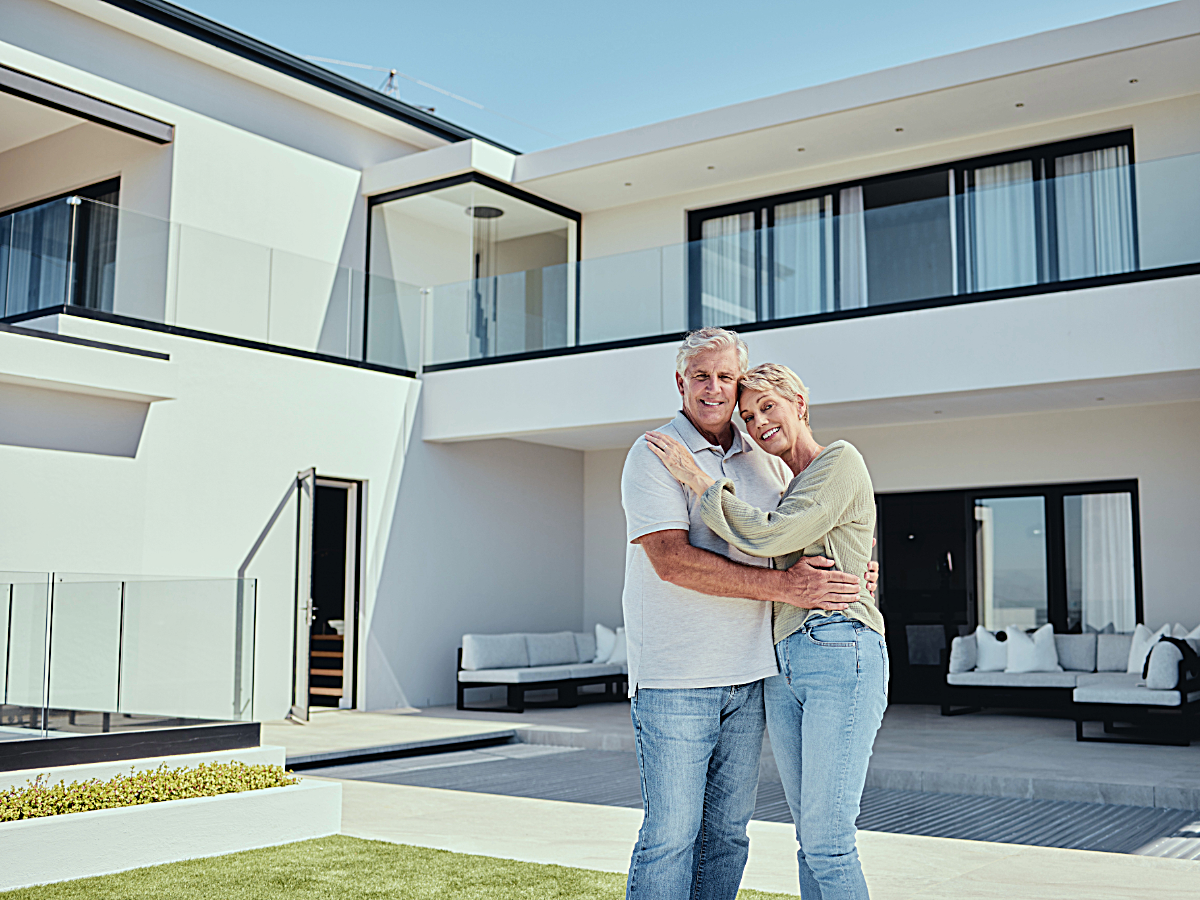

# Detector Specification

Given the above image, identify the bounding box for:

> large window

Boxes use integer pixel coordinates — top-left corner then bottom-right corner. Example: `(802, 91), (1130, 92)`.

(0, 179), (120, 316)
(688, 131), (1137, 329)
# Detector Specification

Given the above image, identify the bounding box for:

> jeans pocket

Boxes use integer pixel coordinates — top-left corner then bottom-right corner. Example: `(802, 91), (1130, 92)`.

(804, 623), (858, 649)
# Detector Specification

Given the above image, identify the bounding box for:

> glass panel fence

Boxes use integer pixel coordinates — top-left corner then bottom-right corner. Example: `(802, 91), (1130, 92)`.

(0, 573), (255, 737)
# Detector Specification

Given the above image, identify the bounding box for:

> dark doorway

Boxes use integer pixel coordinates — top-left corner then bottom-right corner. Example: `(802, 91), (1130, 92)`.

(308, 480), (361, 709)
(878, 490), (971, 704)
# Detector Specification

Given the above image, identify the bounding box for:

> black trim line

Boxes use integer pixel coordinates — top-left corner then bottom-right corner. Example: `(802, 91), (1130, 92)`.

(96, 0), (516, 152)
(0, 63), (173, 144)
(367, 172), (582, 223)
(422, 262), (1200, 372)
(0, 306), (416, 378)
(0, 321), (169, 360)
(0, 721), (260, 772)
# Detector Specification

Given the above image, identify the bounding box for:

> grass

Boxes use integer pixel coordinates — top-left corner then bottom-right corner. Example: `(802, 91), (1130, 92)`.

(1, 835), (794, 899)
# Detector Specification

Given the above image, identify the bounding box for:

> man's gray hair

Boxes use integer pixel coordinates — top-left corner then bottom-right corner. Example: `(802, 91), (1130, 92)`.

(675, 327), (749, 378)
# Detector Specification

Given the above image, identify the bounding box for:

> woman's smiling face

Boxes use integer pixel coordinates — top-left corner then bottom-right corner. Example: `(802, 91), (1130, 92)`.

(739, 387), (805, 456)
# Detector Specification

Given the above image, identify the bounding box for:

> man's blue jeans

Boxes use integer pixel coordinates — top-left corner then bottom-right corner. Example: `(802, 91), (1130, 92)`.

(626, 682), (765, 900)
(766, 614), (889, 900)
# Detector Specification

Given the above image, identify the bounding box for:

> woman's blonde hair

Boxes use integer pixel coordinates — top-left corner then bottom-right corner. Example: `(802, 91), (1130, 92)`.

(739, 363), (811, 425)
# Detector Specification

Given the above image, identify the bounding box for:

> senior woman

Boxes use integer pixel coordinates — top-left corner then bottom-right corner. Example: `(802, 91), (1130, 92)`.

(645, 362), (886, 900)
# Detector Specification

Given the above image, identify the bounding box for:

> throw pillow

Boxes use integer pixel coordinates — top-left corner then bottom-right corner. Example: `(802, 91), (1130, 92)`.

(974, 626), (1007, 672)
(607, 627), (627, 665)
(1172, 623), (1190, 639)
(1145, 640), (1184, 690)
(594, 623), (617, 664)
(1127, 623), (1170, 674)
(1085, 622), (1116, 634)
(948, 634), (977, 674)
(1187, 624), (1200, 656)
(1004, 623), (1063, 674)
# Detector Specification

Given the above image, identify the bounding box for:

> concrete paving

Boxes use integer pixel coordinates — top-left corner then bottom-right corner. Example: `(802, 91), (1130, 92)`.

(315, 774), (1200, 899)
(427, 701), (1200, 809)
(260, 709), (515, 766)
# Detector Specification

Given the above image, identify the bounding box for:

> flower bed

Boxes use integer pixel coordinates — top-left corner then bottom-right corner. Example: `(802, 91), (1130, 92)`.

(0, 761), (297, 821)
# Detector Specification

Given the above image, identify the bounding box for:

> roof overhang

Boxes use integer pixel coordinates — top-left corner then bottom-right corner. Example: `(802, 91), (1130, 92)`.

(513, 2), (1200, 212)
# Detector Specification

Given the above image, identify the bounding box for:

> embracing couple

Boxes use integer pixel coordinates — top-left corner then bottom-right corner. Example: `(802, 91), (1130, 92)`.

(621, 326), (887, 900)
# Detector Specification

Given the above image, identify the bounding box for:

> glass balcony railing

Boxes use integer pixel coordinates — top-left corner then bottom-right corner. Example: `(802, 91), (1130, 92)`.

(0, 572), (256, 739)
(418, 149), (1200, 368)
(2, 151), (1196, 373)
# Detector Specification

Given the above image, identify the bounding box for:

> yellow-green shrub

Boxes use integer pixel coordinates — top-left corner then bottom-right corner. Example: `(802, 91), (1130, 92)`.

(0, 761), (298, 822)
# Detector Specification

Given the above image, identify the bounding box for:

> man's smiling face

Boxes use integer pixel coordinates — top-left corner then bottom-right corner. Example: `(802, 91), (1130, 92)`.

(676, 347), (742, 440)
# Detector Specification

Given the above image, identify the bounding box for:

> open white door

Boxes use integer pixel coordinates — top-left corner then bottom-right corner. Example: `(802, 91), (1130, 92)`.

(290, 468), (316, 722)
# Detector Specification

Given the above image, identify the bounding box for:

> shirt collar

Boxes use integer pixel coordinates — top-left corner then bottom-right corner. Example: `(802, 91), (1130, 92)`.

(671, 411), (755, 459)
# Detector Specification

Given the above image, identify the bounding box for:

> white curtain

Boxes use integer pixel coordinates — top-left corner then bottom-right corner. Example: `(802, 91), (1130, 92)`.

(700, 212), (756, 325)
(773, 196), (832, 317)
(970, 161), (1037, 292)
(1055, 146), (1135, 280)
(1080, 493), (1137, 633)
(837, 186), (868, 309)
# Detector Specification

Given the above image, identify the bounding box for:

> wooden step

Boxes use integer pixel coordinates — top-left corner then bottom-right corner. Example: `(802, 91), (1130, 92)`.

(310, 686), (343, 697)
(311, 650), (343, 659)
(309, 667), (343, 677)
(312, 634), (344, 642)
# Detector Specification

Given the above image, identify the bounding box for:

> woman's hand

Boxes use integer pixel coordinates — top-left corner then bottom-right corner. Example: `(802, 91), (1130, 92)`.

(645, 432), (716, 496)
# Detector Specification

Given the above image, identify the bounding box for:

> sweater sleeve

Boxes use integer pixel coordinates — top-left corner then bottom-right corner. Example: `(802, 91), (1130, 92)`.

(697, 445), (858, 558)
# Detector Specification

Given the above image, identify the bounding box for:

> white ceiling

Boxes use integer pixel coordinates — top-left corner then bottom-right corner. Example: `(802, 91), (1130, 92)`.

(0, 92), (80, 157)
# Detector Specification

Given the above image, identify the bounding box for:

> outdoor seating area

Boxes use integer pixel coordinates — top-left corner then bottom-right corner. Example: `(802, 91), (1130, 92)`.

(456, 627), (628, 713)
(944, 623), (1200, 745)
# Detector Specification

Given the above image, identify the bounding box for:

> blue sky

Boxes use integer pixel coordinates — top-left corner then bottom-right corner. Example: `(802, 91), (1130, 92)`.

(181, 0), (1165, 151)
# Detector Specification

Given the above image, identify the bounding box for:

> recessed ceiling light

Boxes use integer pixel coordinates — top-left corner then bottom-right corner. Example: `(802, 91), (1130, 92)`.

(624, 182), (632, 187)
(707, 165), (715, 170)
(895, 127), (904, 132)
(1096, 397), (1106, 401)
(933, 410), (942, 414)
(1015, 102), (1025, 108)
(796, 147), (806, 152)
(1129, 78), (1139, 83)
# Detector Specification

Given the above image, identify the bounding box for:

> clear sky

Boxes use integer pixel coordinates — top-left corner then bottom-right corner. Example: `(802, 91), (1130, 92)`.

(179, 0), (1166, 152)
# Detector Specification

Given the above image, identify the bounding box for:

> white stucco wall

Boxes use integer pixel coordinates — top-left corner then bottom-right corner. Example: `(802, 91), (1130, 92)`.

(583, 448), (627, 633)
(365, 417), (585, 710)
(0, 317), (418, 720)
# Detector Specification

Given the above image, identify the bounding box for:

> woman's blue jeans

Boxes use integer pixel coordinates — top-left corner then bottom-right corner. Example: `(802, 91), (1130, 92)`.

(626, 682), (765, 900)
(765, 614), (889, 900)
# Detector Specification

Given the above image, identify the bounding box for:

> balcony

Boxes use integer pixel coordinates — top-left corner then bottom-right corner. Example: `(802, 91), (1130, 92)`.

(372, 150), (1200, 372)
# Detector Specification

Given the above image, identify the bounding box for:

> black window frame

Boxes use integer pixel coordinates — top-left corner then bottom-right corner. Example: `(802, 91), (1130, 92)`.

(0, 177), (121, 313)
(687, 130), (1137, 330)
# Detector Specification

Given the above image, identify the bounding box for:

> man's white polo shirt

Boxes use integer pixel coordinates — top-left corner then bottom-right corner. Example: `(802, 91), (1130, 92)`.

(620, 411), (790, 694)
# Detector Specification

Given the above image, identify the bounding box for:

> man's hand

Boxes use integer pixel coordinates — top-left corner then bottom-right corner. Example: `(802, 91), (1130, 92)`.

(774, 557), (858, 611)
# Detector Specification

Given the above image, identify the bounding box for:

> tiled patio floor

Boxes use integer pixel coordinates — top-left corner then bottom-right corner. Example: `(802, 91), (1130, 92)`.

(426, 701), (1200, 809)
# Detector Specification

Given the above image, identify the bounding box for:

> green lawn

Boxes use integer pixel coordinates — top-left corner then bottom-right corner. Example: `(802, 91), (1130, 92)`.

(3, 835), (793, 899)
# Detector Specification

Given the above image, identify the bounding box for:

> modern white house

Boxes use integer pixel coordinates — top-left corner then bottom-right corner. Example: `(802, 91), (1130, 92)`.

(1, 0), (1198, 729)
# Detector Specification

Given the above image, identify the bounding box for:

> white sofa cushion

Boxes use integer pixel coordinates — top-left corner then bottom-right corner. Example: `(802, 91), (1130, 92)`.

(1127, 624), (1169, 674)
(1096, 633), (1134, 672)
(1005, 623), (1062, 674)
(947, 670), (1080, 689)
(607, 627), (628, 664)
(461, 633), (529, 671)
(526, 631), (579, 667)
(1054, 634), (1097, 672)
(948, 635), (977, 674)
(594, 623), (617, 663)
(574, 631), (597, 664)
(1145, 641), (1185, 690)
(1073, 672), (1199, 707)
(975, 626), (1007, 672)
(458, 665), (576, 684)
(568, 663), (625, 678)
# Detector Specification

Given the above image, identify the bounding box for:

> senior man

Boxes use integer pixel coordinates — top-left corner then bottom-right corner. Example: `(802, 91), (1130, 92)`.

(621, 326), (878, 900)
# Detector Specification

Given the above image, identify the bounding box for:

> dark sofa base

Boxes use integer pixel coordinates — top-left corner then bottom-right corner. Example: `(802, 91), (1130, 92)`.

(456, 674), (628, 713)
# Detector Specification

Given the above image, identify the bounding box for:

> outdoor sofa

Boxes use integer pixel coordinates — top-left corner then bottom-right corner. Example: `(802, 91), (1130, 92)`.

(457, 629), (628, 713)
(943, 627), (1200, 745)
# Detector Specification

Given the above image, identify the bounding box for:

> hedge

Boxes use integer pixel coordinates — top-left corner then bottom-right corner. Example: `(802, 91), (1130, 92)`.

(0, 761), (299, 822)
